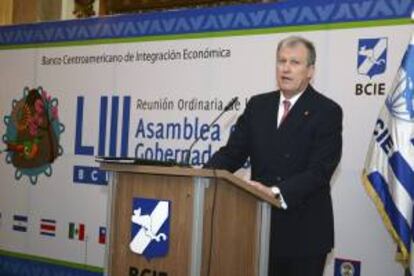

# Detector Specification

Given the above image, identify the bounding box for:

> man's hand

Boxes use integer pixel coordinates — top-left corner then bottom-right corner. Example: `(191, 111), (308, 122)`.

(247, 180), (287, 209)
(247, 180), (274, 198)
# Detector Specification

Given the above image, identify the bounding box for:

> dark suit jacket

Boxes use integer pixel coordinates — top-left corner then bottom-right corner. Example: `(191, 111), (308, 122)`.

(205, 85), (343, 258)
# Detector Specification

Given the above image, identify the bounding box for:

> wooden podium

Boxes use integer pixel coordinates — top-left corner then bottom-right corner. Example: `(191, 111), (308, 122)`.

(100, 162), (279, 276)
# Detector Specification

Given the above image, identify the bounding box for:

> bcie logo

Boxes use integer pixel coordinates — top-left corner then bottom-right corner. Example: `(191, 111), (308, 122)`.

(2, 87), (65, 184)
(130, 198), (170, 260)
(355, 38), (388, 96)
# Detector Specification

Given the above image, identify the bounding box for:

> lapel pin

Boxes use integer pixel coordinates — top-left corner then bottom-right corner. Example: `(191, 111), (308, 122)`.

(304, 111), (310, 116)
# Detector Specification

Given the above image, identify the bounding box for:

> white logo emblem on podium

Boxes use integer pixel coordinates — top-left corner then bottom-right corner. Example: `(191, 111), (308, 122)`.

(129, 198), (170, 259)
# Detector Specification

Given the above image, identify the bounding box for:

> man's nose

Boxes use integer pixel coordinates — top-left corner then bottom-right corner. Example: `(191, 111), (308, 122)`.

(281, 62), (291, 72)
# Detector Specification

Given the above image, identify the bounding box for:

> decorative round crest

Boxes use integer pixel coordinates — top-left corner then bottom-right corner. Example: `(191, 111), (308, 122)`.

(385, 68), (414, 122)
(2, 87), (65, 185)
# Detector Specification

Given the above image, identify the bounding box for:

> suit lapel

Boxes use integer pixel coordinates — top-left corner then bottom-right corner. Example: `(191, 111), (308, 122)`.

(260, 91), (280, 130)
(277, 86), (315, 133)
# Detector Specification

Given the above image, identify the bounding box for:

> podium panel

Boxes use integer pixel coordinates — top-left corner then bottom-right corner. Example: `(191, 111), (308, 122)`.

(109, 172), (195, 275)
(100, 163), (278, 276)
(201, 178), (259, 276)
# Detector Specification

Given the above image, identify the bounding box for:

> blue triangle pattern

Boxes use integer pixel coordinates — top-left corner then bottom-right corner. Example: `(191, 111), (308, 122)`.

(0, 0), (411, 46)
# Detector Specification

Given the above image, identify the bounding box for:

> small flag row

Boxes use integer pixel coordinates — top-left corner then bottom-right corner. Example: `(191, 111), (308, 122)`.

(0, 212), (106, 244)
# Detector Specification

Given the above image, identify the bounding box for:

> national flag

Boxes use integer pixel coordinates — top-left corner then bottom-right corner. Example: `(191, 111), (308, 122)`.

(13, 215), (28, 232)
(40, 218), (56, 237)
(98, 226), (106, 244)
(334, 258), (361, 276)
(68, 222), (85, 241)
(362, 34), (414, 273)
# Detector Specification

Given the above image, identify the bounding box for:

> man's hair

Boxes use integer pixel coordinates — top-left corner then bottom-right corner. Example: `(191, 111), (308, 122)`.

(277, 36), (316, 66)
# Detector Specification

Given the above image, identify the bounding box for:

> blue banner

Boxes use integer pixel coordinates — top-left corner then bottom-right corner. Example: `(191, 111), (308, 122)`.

(0, 254), (102, 276)
(0, 0), (412, 45)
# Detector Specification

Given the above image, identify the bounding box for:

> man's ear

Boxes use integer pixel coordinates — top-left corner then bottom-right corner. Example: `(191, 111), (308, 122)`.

(307, 64), (315, 79)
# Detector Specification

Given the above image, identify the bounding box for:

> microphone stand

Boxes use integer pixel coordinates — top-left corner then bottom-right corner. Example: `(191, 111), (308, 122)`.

(181, 97), (238, 167)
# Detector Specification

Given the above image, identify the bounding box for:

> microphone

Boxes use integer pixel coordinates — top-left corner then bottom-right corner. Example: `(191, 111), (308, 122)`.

(182, 96), (238, 167)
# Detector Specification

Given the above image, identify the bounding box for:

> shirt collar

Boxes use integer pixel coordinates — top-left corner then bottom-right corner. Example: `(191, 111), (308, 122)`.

(279, 89), (304, 108)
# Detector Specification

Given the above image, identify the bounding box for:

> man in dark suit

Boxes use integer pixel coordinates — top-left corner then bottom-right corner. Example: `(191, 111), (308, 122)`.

(205, 36), (343, 276)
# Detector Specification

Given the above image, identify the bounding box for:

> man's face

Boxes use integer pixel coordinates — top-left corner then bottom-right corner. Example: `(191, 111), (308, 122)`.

(276, 43), (315, 98)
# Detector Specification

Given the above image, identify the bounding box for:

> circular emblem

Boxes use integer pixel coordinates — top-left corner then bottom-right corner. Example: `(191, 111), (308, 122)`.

(2, 87), (65, 184)
(340, 261), (355, 276)
(385, 68), (414, 122)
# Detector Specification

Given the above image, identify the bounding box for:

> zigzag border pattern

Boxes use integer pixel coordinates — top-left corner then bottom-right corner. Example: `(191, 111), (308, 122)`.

(0, 0), (412, 45)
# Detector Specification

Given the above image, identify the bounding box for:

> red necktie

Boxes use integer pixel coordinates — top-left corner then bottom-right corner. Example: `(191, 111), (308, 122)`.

(280, 100), (291, 124)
